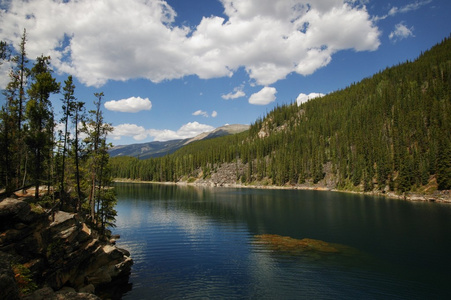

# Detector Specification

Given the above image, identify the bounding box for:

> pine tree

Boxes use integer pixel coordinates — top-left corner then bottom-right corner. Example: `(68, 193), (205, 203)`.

(72, 101), (85, 211)
(84, 92), (114, 222)
(25, 55), (60, 200)
(437, 138), (451, 190)
(59, 75), (76, 206)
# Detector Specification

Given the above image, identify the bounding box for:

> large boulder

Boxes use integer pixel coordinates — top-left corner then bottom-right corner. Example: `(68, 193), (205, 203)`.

(0, 198), (32, 230)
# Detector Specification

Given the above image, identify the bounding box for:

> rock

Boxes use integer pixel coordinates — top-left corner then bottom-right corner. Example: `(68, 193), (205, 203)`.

(0, 198), (32, 230)
(0, 252), (19, 300)
(58, 286), (77, 293)
(81, 223), (91, 236)
(50, 211), (76, 229)
(23, 286), (101, 300)
(0, 198), (30, 218)
(0, 200), (132, 299)
(86, 266), (113, 285)
(117, 247), (131, 257)
(78, 284), (95, 294)
(22, 286), (54, 300)
(55, 292), (100, 300)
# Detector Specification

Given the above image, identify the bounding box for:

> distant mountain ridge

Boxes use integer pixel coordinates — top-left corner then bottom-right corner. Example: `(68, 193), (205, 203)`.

(109, 124), (249, 159)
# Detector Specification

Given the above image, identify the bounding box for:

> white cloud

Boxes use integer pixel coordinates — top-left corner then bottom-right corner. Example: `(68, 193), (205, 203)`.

(249, 86), (277, 105)
(111, 123), (148, 141)
(222, 87), (246, 100)
(112, 121), (214, 142)
(0, 60), (13, 89)
(104, 96), (152, 113)
(192, 110), (209, 117)
(0, 0), (381, 87)
(177, 122), (214, 138)
(296, 92), (325, 106)
(193, 110), (218, 118)
(389, 23), (415, 42)
(388, 0), (432, 16)
(374, 0), (432, 21)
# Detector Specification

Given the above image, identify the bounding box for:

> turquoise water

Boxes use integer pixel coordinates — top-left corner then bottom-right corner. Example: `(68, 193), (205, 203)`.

(113, 183), (451, 299)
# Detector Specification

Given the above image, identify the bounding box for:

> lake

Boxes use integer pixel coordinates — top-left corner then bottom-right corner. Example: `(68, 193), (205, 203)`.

(113, 183), (451, 299)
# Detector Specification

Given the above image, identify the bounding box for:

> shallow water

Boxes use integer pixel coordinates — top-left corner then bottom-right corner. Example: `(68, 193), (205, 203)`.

(113, 183), (451, 299)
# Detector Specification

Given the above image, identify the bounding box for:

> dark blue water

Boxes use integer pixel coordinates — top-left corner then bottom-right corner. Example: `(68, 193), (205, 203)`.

(113, 183), (451, 299)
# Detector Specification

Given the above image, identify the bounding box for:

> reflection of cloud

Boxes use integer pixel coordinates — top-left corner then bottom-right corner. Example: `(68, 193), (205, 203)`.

(148, 207), (209, 237)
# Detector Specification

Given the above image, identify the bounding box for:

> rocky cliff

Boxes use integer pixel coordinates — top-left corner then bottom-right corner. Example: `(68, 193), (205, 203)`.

(0, 198), (132, 299)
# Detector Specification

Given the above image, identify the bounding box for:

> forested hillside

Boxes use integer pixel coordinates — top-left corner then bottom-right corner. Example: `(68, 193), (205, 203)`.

(111, 36), (451, 193)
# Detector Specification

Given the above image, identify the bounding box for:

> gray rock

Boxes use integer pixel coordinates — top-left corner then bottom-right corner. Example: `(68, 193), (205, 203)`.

(0, 198), (32, 229)
(1, 199), (133, 299)
(0, 198), (30, 218)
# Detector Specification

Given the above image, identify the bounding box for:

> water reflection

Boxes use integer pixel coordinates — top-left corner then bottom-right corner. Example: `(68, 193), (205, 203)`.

(113, 183), (451, 299)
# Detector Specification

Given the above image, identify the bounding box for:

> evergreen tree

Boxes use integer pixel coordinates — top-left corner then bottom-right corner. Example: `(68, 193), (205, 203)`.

(59, 75), (76, 206)
(25, 55), (60, 200)
(84, 92), (114, 222)
(72, 101), (86, 211)
(0, 30), (30, 193)
(437, 138), (451, 190)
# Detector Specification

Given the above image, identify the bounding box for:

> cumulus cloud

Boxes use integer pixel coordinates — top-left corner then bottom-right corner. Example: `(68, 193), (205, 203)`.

(249, 87), (277, 105)
(111, 123), (148, 141)
(0, 61), (13, 89)
(296, 92), (325, 105)
(211, 111), (218, 118)
(389, 23), (415, 42)
(112, 121), (214, 142)
(0, 0), (381, 87)
(104, 96), (152, 113)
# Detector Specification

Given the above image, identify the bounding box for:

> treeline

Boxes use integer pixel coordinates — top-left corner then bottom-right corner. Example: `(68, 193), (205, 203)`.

(111, 36), (451, 193)
(0, 30), (116, 230)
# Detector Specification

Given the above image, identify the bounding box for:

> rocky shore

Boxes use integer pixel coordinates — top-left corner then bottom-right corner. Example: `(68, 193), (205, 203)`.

(115, 160), (451, 203)
(0, 197), (133, 299)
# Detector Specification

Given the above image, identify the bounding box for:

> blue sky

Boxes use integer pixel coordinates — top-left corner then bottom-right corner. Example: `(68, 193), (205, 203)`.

(1, 0), (450, 145)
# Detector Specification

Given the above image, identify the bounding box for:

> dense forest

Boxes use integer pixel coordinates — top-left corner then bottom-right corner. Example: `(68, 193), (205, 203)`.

(0, 30), (116, 230)
(111, 36), (451, 194)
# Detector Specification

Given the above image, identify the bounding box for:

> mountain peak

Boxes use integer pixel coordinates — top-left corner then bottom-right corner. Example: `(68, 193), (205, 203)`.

(109, 124), (249, 159)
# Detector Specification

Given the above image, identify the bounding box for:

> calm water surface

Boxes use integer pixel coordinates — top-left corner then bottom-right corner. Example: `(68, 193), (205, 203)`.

(113, 183), (451, 299)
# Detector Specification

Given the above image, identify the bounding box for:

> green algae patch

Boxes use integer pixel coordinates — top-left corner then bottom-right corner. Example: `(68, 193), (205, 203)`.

(253, 234), (353, 256)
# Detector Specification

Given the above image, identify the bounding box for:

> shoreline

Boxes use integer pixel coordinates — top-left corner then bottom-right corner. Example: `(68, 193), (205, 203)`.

(113, 178), (451, 204)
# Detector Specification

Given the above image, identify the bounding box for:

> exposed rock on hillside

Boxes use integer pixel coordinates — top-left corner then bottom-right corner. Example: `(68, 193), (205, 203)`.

(0, 198), (132, 299)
